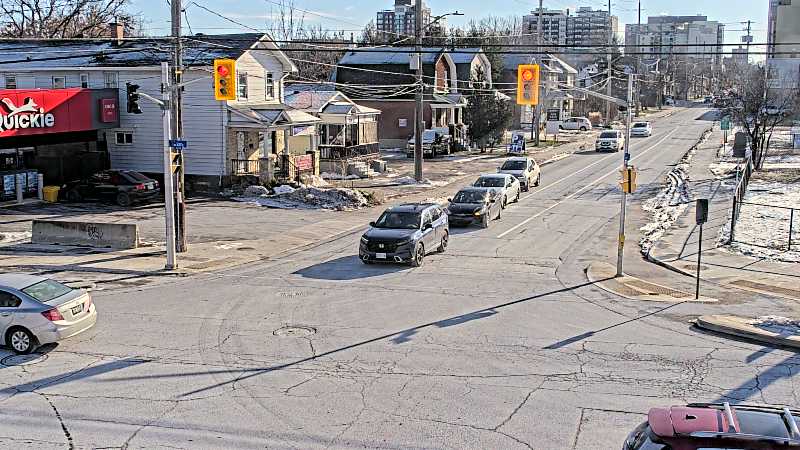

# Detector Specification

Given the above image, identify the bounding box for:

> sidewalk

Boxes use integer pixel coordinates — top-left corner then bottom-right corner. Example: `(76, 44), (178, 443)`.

(646, 127), (800, 302)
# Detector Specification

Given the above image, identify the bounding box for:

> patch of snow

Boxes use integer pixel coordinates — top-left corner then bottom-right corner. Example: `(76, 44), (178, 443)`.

(273, 185), (296, 195)
(708, 161), (741, 179)
(747, 316), (800, 336)
(320, 172), (361, 180)
(718, 180), (800, 263)
(393, 176), (455, 188)
(543, 153), (570, 165)
(243, 185), (269, 197)
(234, 186), (371, 211)
(0, 231), (31, 245)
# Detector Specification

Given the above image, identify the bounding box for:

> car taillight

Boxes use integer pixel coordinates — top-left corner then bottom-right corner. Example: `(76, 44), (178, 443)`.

(84, 296), (93, 311)
(41, 308), (64, 321)
(134, 184), (145, 190)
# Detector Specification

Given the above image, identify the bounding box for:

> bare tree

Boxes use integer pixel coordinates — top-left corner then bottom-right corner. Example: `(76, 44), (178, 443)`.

(0, 0), (140, 38)
(725, 65), (800, 169)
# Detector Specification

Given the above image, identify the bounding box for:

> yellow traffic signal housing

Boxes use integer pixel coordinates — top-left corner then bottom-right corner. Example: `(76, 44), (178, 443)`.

(214, 59), (236, 101)
(620, 167), (638, 193)
(517, 64), (540, 106)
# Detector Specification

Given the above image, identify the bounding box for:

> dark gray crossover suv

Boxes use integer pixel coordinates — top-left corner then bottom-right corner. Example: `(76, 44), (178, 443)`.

(359, 203), (449, 267)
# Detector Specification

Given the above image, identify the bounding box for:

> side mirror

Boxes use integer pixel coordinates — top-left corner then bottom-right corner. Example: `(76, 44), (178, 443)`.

(447, 198), (453, 202)
(490, 198), (496, 203)
(369, 221), (376, 227)
(424, 222), (433, 230)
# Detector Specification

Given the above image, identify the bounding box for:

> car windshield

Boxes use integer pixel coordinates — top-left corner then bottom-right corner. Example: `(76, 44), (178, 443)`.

(474, 177), (505, 187)
(374, 211), (421, 230)
(22, 279), (73, 303)
(600, 132), (618, 138)
(422, 130), (438, 140)
(453, 191), (487, 203)
(633, 123), (648, 128)
(501, 160), (527, 171)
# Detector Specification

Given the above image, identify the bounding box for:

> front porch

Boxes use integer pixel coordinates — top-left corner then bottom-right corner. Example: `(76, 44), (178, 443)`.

(430, 93), (469, 152)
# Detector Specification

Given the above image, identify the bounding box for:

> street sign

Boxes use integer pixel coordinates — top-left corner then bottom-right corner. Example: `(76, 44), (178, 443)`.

(696, 199), (709, 225)
(720, 118), (731, 131)
(169, 139), (187, 150)
(546, 109), (561, 121)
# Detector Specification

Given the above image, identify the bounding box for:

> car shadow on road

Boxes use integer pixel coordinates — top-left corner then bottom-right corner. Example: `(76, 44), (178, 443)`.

(293, 255), (410, 280)
(449, 226), (486, 236)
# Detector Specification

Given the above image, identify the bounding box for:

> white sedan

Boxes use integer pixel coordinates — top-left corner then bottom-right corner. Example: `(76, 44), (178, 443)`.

(631, 122), (653, 137)
(0, 274), (97, 354)
(472, 173), (522, 208)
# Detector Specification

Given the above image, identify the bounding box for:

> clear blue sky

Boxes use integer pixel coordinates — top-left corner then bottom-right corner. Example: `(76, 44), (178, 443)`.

(134, 0), (768, 47)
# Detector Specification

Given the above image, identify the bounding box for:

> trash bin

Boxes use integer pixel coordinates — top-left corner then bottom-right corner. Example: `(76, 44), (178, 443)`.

(42, 186), (60, 203)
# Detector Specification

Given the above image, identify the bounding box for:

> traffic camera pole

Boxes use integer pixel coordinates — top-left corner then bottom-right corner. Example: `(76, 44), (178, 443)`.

(413, 0), (424, 182)
(161, 62), (177, 270)
(616, 74), (634, 277)
(171, 0), (187, 253)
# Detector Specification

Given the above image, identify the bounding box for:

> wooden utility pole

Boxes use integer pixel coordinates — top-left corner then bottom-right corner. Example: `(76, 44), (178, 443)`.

(413, 0), (424, 181)
(606, 0), (613, 125)
(171, 0), (187, 252)
(534, 0), (543, 144)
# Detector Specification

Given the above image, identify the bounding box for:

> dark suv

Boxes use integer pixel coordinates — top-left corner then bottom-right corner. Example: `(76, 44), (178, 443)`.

(63, 170), (160, 207)
(624, 402), (800, 450)
(360, 203), (448, 267)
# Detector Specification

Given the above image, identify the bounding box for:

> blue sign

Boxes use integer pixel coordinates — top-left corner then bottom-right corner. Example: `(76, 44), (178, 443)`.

(169, 140), (188, 150)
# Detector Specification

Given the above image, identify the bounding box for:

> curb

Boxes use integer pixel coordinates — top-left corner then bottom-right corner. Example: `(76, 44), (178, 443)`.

(586, 261), (716, 303)
(695, 315), (800, 350)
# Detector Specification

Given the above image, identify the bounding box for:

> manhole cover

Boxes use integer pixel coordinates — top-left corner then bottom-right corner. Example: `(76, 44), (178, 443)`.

(273, 326), (316, 337)
(1, 353), (48, 366)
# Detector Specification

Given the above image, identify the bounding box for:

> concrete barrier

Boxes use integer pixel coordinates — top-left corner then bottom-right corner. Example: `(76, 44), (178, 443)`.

(32, 220), (139, 249)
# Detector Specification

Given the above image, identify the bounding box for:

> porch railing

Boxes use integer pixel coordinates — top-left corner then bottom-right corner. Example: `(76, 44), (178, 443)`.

(230, 159), (261, 176)
(319, 143), (380, 161)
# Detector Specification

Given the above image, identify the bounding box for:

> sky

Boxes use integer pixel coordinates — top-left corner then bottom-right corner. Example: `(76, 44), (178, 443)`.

(133, 0), (769, 50)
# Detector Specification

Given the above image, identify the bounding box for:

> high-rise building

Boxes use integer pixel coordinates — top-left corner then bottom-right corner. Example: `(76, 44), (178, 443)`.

(767, 0), (800, 93)
(625, 15), (725, 66)
(521, 7), (618, 50)
(376, 0), (434, 39)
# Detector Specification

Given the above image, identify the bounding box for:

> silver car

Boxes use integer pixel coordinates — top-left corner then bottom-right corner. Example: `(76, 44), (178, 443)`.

(473, 173), (522, 208)
(498, 157), (541, 192)
(0, 274), (97, 354)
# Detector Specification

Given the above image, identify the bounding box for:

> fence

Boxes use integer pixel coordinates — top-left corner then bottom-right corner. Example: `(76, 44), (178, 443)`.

(318, 143), (380, 161)
(230, 159), (261, 176)
(728, 156), (754, 243)
(730, 201), (798, 251)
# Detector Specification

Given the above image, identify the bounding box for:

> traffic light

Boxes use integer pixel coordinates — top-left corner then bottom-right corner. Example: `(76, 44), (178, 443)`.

(126, 83), (142, 114)
(516, 64), (540, 106)
(214, 59), (236, 101)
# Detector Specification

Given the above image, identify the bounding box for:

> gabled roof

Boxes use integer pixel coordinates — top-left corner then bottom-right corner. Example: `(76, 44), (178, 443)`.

(339, 47), (445, 66)
(448, 48), (485, 64)
(284, 90), (342, 112)
(228, 104), (320, 127)
(0, 33), (294, 70)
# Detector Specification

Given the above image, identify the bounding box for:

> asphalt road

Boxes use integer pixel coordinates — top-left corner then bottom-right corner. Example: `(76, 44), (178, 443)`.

(2, 106), (799, 450)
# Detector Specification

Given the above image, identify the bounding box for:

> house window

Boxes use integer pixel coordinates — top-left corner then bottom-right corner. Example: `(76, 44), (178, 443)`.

(265, 72), (274, 99)
(80, 73), (89, 88)
(115, 131), (134, 145)
(237, 71), (248, 100)
(398, 118), (408, 128)
(52, 76), (66, 89)
(4, 75), (16, 89)
(104, 72), (118, 88)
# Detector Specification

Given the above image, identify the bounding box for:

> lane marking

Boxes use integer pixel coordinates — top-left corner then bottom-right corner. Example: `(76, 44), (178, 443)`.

(497, 128), (680, 239)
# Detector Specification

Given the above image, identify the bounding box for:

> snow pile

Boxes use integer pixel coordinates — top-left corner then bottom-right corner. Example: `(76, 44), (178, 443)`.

(300, 175), (331, 187)
(235, 186), (372, 210)
(708, 161), (741, 179)
(0, 231), (31, 245)
(720, 180), (800, 262)
(747, 316), (800, 336)
(273, 185), (296, 195)
(321, 172), (361, 180)
(394, 176), (453, 187)
(243, 185), (269, 197)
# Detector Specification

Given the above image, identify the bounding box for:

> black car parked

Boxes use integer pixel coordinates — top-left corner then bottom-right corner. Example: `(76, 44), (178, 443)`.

(446, 188), (502, 228)
(360, 203), (449, 267)
(62, 170), (160, 207)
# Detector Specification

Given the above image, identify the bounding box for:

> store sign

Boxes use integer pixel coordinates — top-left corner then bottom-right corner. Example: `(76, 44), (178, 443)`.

(0, 98), (56, 133)
(295, 154), (313, 171)
(0, 89), (119, 138)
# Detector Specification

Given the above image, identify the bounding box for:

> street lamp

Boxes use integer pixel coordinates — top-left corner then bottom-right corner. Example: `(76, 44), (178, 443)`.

(413, 10), (463, 182)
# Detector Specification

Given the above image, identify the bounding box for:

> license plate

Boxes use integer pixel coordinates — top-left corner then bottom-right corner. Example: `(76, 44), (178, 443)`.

(71, 304), (84, 315)
(146, 182), (155, 190)
(376, 253), (387, 259)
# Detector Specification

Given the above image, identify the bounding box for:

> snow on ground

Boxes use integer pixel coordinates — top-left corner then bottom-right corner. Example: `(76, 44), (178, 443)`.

(719, 180), (800, 263)
(747, 316), (800, 336)
(0, 231), (31, 245)
(393, 176), (454, 188)
(320, 172), (362, 180)
(234, 186), (372, 211)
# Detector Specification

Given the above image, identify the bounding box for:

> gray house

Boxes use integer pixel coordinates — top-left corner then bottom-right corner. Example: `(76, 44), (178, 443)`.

(0, 33), (319, 189)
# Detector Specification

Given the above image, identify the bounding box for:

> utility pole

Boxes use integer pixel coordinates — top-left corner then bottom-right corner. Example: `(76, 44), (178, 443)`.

(171, 0), (187, 252)
(606, 0), (613, 126)
(616, 73), (634, 277)
(413, 0), (424, 181)
(743, 20), (752, 63)
(161, 62), (177, 270)
(635, 0), (642, 116)
(533, 0), (543, 144)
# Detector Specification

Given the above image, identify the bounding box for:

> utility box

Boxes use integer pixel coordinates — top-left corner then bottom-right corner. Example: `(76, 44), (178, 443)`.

(732, 132), (749, 158)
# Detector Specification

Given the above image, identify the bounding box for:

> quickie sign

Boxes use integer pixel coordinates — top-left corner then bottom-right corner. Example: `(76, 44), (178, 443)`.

(0, 97), (56, 133)
(0, 89), (119, 138)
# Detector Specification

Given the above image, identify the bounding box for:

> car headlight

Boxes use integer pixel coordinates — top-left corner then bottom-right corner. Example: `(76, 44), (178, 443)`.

(396, 239), (412, 246)
(360, 236), (369, 244)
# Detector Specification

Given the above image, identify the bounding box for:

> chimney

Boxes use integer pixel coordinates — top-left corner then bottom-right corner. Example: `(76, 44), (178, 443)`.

(108, 21), (124, 46)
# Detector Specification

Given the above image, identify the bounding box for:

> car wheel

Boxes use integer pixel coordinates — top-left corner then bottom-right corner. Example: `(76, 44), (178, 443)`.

(534, 174), (541, 187)
(437, 231), (449, 253)
(580, 126), (587, 132)
(7, 327), (36, 355)
(496, 207), (501, 220)
(515, 190), (521, 203)
(116, 192), (132, 207)
(480, 214), (490, 228)
(411, 244), (425, 267)
(361, 256), (373, 265)
(501, 196), (507, 209)
(66, 189), (82, 203)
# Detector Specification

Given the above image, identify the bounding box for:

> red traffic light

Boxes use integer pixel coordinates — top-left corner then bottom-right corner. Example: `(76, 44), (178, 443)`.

(521, 69), (535, 81)
(217, 65), (230, 77)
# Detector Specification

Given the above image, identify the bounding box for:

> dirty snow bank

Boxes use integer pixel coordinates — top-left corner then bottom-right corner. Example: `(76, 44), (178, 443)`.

(0, 231), (31, 245)
(235, 186), (374, 210)
(640, 128), (713, 255)
(719, 180), (800, 262)
(747, 316), (800, 336)
(393, 176), (453, 187)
